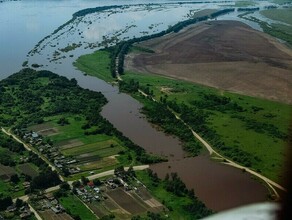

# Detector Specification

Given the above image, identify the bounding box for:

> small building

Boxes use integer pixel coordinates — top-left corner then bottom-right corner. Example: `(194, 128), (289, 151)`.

(31, 132), (39, 139)
(87, 181), (94, 188)
(51, 206), (61, 214)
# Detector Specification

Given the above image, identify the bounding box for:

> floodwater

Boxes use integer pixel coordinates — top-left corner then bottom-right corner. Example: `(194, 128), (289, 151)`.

(151, 156), (268, 211)
(0, 0), (273, 211)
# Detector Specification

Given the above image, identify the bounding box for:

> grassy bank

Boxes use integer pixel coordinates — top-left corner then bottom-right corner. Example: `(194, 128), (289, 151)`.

(74, 50), (113, 82)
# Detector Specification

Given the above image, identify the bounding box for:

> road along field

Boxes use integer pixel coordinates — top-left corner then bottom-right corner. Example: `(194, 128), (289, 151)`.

(126, 20), (292, 104)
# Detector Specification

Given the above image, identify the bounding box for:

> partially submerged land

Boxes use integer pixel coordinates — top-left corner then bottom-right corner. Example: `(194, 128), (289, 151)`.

(1, 2), (292, 219)
(73, 16), (291, 212)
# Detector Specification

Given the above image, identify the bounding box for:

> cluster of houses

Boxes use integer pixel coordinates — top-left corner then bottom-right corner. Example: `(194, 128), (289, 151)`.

(3, 203), (32, 219)
(75, 181), (102, 203)
(17, 129), (81, 175)
(37, 193), (65, 214)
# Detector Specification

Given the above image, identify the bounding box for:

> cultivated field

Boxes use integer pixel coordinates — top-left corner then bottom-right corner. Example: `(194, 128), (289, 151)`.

(106, 188), (147, 214)
(18, 163), (39, 178)
(126, 20), (292, 104)
(40, 210), (73, 220)
(0, 164), (16, 181)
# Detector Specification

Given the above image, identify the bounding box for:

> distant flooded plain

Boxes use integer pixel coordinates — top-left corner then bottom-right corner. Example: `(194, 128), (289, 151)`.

(0, 0), (271, 211)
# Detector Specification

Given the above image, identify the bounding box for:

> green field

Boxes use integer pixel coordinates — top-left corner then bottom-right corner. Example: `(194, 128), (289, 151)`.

(261, 8), (292, 25)
(122, 71), (291, 181)
(62, 140), (123, 157)
(59, 194), (97, 220)
(74, 50), (112, 82)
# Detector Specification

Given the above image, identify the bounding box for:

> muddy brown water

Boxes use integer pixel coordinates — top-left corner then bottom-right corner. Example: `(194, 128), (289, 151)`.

(151, 156), (268, 211)
(99, 84), (269, 211)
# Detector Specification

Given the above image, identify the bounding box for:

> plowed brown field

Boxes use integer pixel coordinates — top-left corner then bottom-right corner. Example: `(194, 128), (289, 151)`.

(126, 20), (292, 103)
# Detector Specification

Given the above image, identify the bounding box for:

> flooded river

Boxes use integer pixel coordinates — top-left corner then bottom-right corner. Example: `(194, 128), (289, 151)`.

(0, 0), (272, 211)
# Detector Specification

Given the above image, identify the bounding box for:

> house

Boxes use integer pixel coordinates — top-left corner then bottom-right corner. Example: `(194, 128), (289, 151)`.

(20, 211), (31, 219)
(6, 205), (17, 212)
(45, 193), (55, 201)
(31, 132), (39, 139)
(87, 181), (94, 188)
(51, 206), (61, 214)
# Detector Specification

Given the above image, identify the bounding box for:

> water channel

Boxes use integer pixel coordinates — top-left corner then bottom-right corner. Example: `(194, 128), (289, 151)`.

(0, 0), (273, 211)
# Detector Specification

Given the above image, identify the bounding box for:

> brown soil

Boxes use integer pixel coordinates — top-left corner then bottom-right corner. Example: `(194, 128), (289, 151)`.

(40, 210), (73, 220)
(126, 20), (292, 104)
(106, 188), (147, 214)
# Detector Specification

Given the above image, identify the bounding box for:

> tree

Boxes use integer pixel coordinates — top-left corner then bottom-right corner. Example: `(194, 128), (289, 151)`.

(81, 176), (89, 185)
(10, 174), (20, 184)
(15, 198), (24, 208)
(60, 182), (70, 191)
(72, 180), (81, 188)
(0, 194), (13, 211)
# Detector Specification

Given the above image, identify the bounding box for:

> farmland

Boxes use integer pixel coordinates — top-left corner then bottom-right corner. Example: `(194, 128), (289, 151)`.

(126, 20), (292, 104)
(27, 115), (127, 178)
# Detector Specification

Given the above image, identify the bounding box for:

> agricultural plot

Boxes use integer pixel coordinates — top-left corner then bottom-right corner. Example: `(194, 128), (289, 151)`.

(28, 123), (59, 137)
(18, 163), (39, 178)
(0, 164), (16, 181)
(27, 114), (128, 177)
(106, 188), (148, 214)
(40, 210), (73, 220)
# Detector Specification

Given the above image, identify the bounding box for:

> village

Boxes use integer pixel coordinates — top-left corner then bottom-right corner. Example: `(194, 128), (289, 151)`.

(16, 129), (81, 175)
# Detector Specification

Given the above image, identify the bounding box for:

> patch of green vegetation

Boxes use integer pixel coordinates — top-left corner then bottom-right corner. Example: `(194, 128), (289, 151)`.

(62, 140), (123, 157)
(59, 43), (82, 53)
(121, 71), (291, 181)
(130, 45), (155, 54)
(136, 170), (212, 219)
(261, 9), (292, 25)
(59, 193), (97, 220)
(74, 50), (113, 82)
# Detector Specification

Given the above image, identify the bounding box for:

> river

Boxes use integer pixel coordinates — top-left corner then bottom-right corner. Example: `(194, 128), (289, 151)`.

(0, 0), (273, 211)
